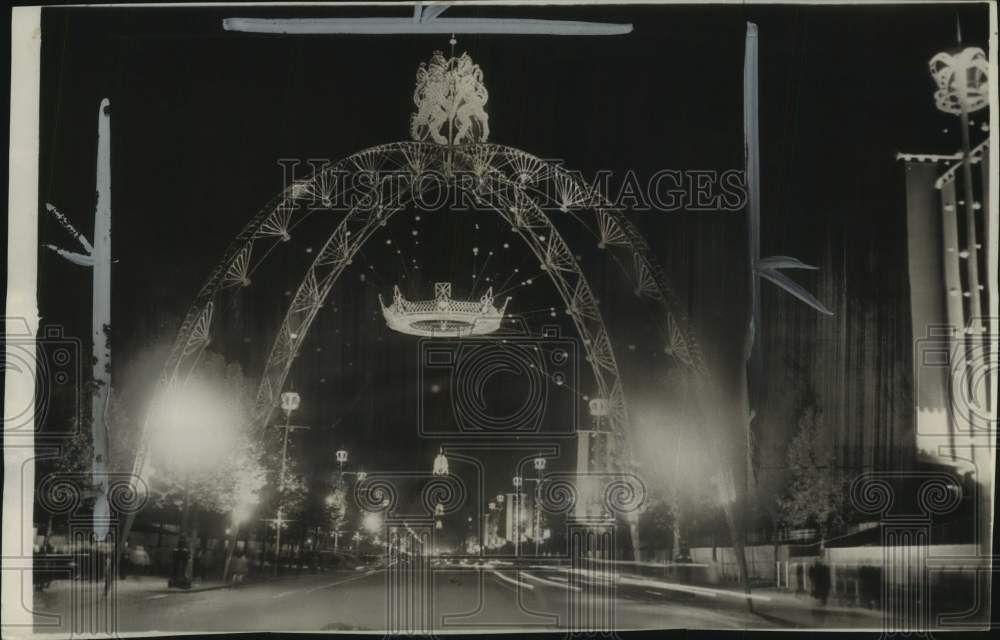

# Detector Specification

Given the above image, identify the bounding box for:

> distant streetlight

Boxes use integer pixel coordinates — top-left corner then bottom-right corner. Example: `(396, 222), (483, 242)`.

(273, 391), (308, 576)
(363, 512), (383, 534)
(512, 476), (524, 557)
(356, 471), (367, 482)
(533, 456), (547, 556)
(496, 494), (504, 504)
(433, 448), (449, 476)
(280, 391), (301, 415)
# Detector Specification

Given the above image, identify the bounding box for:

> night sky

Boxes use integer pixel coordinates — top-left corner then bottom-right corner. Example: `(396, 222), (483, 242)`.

(35, 3), (992, 525)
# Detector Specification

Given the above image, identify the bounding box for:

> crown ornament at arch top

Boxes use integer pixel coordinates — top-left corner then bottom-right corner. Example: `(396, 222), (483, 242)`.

(411, 50), (490, 146)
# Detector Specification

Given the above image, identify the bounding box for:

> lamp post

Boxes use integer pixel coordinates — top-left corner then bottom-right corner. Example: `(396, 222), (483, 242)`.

(532, 457), (547, 556)
(336, 447), (349, 481)
(486, 502), (496, 551)
(512, 475), (523, 557)
(274, 391), (308, 576)
(929, 28), (992, 560)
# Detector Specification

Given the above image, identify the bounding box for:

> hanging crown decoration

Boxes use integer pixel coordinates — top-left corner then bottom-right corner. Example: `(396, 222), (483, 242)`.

(411, 51), (490, 145)
(929, 47), (989, 114)
(380, 282), (511, 337)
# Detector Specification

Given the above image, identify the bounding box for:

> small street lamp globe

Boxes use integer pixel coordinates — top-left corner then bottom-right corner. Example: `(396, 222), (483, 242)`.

(496, 494), (504, 504)
(433, 448), (449, 476)
(512, 476), (523, 489)
(533, 457), (547, 472)
(336, 449), (349, 464)
(435, 503), (445, 517)
(356, 471), (367, 482)
(280, 391), (301, 415)
(488, 501), (496, 511)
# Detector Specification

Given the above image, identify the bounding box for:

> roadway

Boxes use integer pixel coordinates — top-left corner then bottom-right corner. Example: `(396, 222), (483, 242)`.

(33, 563), (880, 633)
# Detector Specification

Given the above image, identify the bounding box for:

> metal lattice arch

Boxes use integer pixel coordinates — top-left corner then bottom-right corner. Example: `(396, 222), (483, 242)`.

(133, 142), (712, 485)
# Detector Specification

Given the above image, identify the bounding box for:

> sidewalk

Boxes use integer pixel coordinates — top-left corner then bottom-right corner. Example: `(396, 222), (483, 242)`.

(742, 587), (886, 629)
(36, 573), (250, 601)
(615, 569), (886, 629)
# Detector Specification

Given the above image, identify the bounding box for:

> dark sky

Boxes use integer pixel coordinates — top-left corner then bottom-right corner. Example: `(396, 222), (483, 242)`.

(35, 2), (992, 520)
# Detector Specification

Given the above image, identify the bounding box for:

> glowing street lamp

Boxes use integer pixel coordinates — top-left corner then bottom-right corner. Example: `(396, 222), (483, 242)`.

(433, 448), (449, 476)
(363, 512), (383, 534)
(280, 390), (301, 416)
(273, 390), (308, 576)
(532, 456), (547, 556)
(512, 476), (524, 556)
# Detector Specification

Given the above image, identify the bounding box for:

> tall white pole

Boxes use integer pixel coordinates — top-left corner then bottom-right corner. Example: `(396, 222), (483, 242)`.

(92, 98), (112, 542)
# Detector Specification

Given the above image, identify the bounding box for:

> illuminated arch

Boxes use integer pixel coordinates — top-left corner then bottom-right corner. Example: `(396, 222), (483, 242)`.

(133, 142), (713, 491)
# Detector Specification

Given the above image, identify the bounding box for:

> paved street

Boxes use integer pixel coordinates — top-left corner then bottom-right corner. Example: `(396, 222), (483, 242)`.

(33, 563), (885, 633)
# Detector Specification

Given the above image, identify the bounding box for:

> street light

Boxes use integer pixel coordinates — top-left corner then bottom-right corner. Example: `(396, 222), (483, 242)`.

(533, 456), (547, 556)
(512, 476), (524, 557)
(433, 448), (449, 476)
(363, 512), (383, 534)
(280, 391), (301, 415)
(273, 391), (308, 576)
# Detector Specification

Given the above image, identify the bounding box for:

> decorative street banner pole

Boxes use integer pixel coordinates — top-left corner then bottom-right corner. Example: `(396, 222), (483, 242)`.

(928, 21), (993, 560)
(742, 23), (832, 473)
(44, 98), (113, 542)
(733, 21), (833, 613)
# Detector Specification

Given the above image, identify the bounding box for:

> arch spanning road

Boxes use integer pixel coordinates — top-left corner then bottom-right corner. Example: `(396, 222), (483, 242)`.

(123, 142), (718, 561)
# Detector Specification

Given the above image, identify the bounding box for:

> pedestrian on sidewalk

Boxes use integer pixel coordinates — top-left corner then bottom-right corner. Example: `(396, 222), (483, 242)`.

(193, 548), (204, 583)
(168, 536), (191, 589)
(231, 552), (249, 588)
(120, 542), (131, 580)
(812, 560), (831, 606)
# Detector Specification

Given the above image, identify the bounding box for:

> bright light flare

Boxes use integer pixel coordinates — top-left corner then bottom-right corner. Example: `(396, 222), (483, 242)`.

(363, 512), (383, 533)
(150, 379), (244, 473)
